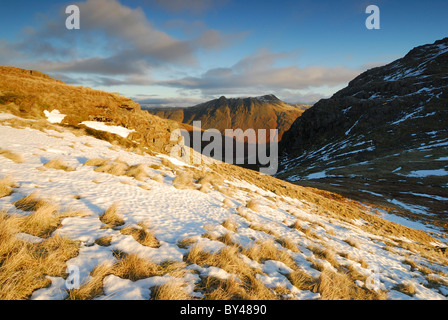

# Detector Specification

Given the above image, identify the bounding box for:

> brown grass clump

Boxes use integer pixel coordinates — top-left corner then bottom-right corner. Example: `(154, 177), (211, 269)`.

(66, 263), (113, 300)
(287, 269), (318, 291)
(177, 237), (197, 249)
(222, 198), (234, 208)
(0, 149), (24, 163)
(246, 199), (261, 212)
(0, 176), (17, 198)
(317, 269), (386, 300)
(13, 192), (48, 211)
(0, 210), (80, 300)
(393, 283), (416, 297)
(84, 158), (110, 167)
(307, 245), (340, 269)
(152, 281), (192, 300)
(277, 237), (300, 253)
(41, 158), (75, 172)
(199, 276), (245, 300)
(196, 171), (225, 188)
(151, 174), (165, 183)
(126, 164), (150, 181)
(173, 171), (195, 190)
(249, 223), (280, 238)
(221, 218), (238, 233)
(99, 203), (125, 228)
(94, 158), (128, 176)
(243, 240), (296, 270)
(120, 223), (160, 248)
(94, 236), (113, 247)
(161, 158), (178, 171)
(112, 254), (187, 281)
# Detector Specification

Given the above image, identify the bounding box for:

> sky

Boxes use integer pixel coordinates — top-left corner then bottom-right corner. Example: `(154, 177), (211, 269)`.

(1, 0), (447, 108)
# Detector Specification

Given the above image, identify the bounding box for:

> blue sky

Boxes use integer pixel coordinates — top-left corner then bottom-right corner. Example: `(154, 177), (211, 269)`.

(1, 0), (447, 107)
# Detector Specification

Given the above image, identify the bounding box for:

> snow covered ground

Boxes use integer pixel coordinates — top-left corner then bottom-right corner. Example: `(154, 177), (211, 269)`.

(1, 113), (448, 300)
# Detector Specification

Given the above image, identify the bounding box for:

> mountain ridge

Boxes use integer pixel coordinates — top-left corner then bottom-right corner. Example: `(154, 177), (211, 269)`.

(278, 38), (448, 217)
(146, 95), (311, 143)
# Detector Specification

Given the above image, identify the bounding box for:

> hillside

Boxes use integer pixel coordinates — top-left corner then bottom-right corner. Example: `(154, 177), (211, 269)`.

(0, 66), (183, 155)
(1, 65), (448, 301)
(147, 95), (310, 143)
(1, 110), (448, 300)
(278, 38), (448, 217)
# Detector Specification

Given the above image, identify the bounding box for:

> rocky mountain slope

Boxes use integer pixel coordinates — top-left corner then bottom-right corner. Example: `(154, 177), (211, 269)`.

(147, 95), (310, 143)
(278, 38), (448, 217)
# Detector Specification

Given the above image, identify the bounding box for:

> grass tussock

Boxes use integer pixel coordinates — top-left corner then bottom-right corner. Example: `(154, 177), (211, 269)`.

(287, 269), (318, 291)
(0, 149), (24, 163)
(94, 158), (128, 176)
(173, 171), (195, 190)
(66, 263), (113, 300)
(242, 240), (296, 271)
(317, 269), (386, 300)
(0, 176), (17, 198)
(126, 164), (150, 181)
(151, 174), (165, 183)
(0, 210), (80, 300)
(246, 200), (261, 212)
(161, 158), (178, 171)
(13, 192), (49, 211)
(99, 203), (125, 228)
(152, 281), (192, 300)
(41, 158), (75, 172)
(120, 223), (160, 248)
(221, 218), (238, 233)
(84, 158), (110, 167)
(94, 236), (113, 247)
(112, 254), (187, 281)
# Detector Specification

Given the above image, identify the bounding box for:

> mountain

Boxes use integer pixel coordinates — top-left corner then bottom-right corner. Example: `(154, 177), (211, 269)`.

(277, 38), (448, 217)
(146, 95), (311, 143)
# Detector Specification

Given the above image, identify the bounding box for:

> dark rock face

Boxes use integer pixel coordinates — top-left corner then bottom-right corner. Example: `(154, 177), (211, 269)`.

(278, 38), (448, 216)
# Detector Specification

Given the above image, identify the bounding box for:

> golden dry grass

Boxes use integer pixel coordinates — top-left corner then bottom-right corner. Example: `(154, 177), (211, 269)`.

(112, 254), (187, 281)
(41, 158), (75, 172)
(173, 171), (195, 190)
(13, 192), (48, 212)
(99, 203), (125, 228)
(0, 149), (24, 163)
(0, 210), (80, 300)
(243, 240), (296, 270)
(120, 223), (160, 248)
(66, 263), (113, 300)
(94, 159), (128, 176)
(151, 174), (165, 183)
(246, 199), (261, 212)
(221, 218), (238, 232)
(0, 176), (17, 198)
(84, 158), (110, 167)
(152, 281), (192, 300)
(317, 269), (387, 300)
(126, 164), (150, 181)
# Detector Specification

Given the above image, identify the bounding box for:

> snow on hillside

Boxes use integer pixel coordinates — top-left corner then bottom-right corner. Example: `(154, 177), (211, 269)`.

(1, 112), (448, 300)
